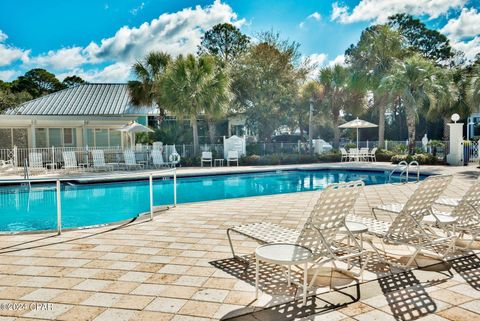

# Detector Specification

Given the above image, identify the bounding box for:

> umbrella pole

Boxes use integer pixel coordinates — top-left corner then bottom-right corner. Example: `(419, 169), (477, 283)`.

(356, 128), (359, 148)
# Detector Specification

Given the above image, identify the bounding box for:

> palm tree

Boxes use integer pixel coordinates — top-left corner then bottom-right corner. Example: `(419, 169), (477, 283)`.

(346, 25), (406, 148)
(318, 65), (367, 148)
(381, 54), (438, 153)
(470, 63), (480, 113)
(295, 81), (324, 138)
(428, 67), (471, 141)
(159, 54), (230, 155)
(128, 52), (172, 123)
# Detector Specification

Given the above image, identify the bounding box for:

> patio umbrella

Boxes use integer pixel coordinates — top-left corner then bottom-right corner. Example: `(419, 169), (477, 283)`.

(118, 121), (154, 133)
(339, 117), (378, 148)
(117, 122), (154, 147)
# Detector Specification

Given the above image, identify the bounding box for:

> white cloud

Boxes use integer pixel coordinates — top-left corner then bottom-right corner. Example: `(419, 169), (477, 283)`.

(300, 11), (321, 28)
(308, 12), (321, 21)
(31, 47), (86, 70)
(130, 2), (145, 16)
(0, 30), (7, 42)
(0, 70), (19, 81)
(440, 8), (480, 41)
(328, 54), (346, 67)
(0, 29), (30, 67)
(58, 62), (132, 83)
(450, 37), (480, 61)
(84, 0), (244, 64)
(331, 0), (466, 24)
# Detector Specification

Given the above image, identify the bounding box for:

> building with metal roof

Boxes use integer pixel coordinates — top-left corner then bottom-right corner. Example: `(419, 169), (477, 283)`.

(0, 83), (156, 149)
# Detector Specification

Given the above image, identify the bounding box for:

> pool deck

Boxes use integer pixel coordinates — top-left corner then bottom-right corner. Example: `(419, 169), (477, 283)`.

(0, 162), (479, 321)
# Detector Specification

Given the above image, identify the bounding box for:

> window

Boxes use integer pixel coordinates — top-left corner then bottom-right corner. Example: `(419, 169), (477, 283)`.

(48, 128), (62, 147)
(64, 128), (74, 146)
(0, 129), (12, 149)
(95, 129), (109, 147)
(110, 130), (121, 147)
(35, 128), (47, 148)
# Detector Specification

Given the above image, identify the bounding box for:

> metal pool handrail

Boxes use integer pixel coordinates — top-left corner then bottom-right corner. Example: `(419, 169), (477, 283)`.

(0, 168), (177, 235)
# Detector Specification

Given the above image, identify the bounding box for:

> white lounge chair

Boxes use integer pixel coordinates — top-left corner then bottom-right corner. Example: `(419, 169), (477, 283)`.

(151, 149), (167, 168)
(91, 150), (114, 171)
(28, 152), (46, 174)
(348, 175), (456, 268)
(62, 151), (81, 172)
(372, 175), (453, 219)
(123, 150), (144, 170)
(227, 181), (370, 279)
(201, 152), (212, 167)
(227, 151), (239, 166)
(425, 178), (480, 248)
(340, 148), (349, 162)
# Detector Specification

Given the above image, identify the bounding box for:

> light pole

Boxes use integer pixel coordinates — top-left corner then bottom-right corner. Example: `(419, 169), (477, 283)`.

(308, 98), (314, 156)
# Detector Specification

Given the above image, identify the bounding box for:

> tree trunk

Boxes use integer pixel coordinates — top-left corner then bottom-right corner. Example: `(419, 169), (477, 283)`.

(375, 93), (386, 149)
(406, 110), (416, 154)
(207, 118), (216, 145)
(191, 117), (199, 156)
(378, 104), (385, 149)
(443, 116), (450, 142)
(333, 116), (340, 149)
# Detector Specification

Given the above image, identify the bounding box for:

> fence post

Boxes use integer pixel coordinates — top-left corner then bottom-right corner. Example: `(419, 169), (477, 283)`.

(182, 144), (185, 157)
(366, 140), (369, 149)
(173, 169), (177, 207)
(56, 179), (62, 235)
(149, 174), (154, 221)
(385, 140), (388, 150)
(263, 142), (266, 155)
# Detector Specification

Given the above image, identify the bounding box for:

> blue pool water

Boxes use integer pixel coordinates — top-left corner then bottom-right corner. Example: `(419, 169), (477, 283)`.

(0, 170), (424, 232)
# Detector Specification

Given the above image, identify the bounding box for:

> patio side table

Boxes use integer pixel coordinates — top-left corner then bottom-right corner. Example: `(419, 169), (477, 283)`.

(339, 221), (368, 250)
(214, 159), (224, 167)
(255, 243), (313, 305)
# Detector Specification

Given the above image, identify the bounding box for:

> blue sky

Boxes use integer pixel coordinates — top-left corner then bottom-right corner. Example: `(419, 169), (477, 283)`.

(0, 0), (479, 82)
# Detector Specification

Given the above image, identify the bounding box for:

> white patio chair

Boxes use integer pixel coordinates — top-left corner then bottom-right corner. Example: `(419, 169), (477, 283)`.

(425, 178), (480, 248)
(359, 148), (369, 161)
(28, 152), (46, 174)
(340, 148), (349, 162)
(0, 159), (14, 172)
(91, 150), (114, 171)
(372, 175), (453, 219)
(348, 148), (359, 161)
(227, 180), (370, 280)
(62, 151), (81, 172)
(368, 147), (378, 162)
(123, 150), (144, 170)
(151, 149), (167, 168)
(348, 175), (456, 268)
(227, 151), (239, 166)
(201, 152), (213, 167)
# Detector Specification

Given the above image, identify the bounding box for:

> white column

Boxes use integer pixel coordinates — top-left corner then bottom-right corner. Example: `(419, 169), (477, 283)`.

(30, 120), (36, 148)
(446, 123), (464, 166)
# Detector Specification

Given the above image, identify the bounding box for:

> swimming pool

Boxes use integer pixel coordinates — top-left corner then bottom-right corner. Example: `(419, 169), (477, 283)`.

(0, 169), (425, 232)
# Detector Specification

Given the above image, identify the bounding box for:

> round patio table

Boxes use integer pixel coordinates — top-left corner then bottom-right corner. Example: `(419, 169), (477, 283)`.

(339, 221), (368, 250)
(255, 243), (313, 305)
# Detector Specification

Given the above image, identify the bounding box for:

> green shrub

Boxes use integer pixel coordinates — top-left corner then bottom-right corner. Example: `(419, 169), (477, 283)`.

(317, 151), (341, 163)
(375, 149), (395, 162)
(391, 153), (442, 165)
(239, 153), (320, 166)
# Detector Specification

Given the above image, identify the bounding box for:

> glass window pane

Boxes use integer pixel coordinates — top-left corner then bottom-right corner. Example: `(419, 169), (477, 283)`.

(12, 128), (28, 148)
(0, 129), (12, 149)
(95, 129), (108, 147)
(86, 129), (95, 147)
(63, 128), (76, 147)
(48, 128), (62, 147)
(35, 128), (47, 148)
(109, 130), (121, 147)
